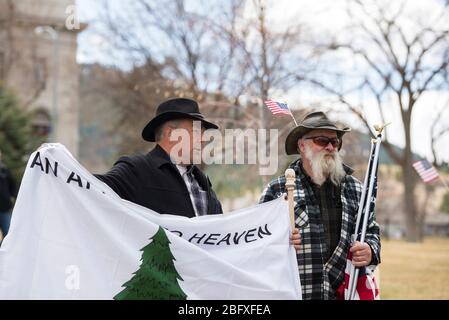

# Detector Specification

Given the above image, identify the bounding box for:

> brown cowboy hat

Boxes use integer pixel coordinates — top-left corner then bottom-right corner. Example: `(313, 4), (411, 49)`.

(285, 111), (351, 155)
(142, 98), (219, 142)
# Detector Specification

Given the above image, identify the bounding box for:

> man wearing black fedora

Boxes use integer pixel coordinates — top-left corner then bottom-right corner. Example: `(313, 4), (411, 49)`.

(259, 111), (381, 300)
(96, 98), (223, 218)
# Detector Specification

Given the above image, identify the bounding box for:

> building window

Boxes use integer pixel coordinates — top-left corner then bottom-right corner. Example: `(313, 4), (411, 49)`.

(31, 108), (51, 138)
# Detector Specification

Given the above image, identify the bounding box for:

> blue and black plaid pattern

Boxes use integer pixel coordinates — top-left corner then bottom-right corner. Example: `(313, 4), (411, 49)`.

(186, 165), (208, 216)
(259, 158), (380, 300)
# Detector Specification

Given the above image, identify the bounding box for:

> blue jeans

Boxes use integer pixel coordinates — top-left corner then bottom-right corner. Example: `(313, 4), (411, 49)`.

(0, 211), (12, 240)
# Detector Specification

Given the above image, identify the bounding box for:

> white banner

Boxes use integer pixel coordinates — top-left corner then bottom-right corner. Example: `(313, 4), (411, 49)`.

(0, 144), (301, 300)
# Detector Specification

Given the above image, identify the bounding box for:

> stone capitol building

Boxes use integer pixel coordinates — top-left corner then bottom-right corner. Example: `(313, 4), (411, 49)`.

(0, 0), (83, 157)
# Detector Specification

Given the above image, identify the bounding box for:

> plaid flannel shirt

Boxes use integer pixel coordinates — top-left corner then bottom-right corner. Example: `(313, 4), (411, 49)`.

(259, 158), (381, 300)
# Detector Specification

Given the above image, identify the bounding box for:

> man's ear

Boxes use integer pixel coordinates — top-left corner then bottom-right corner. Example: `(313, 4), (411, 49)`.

(165, 126), (173, 142)
(297, 139), (304, 153)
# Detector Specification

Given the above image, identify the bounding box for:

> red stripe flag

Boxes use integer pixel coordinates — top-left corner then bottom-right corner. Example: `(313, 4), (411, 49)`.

(336, 250), (380, 300)
(412, 160), (439, 183)
(264, 99), (292, 115)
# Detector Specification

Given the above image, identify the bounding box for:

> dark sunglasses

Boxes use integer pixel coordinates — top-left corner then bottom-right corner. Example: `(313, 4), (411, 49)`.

(304, 136), (340, 148)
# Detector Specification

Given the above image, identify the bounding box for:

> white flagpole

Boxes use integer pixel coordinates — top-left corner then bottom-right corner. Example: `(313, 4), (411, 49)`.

(439, 175), (449, 191)
(349, 134), (382, 300)
(346, 140), (375, 299)
(290, 113), (298, 126)
(347, 123), (389, 300)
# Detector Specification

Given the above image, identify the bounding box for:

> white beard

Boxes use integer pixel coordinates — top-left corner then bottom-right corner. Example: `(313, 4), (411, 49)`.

(303, 144), (346, 186)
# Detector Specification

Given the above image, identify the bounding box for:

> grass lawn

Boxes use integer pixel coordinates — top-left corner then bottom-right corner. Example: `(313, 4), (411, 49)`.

(379, 237), (449, 299)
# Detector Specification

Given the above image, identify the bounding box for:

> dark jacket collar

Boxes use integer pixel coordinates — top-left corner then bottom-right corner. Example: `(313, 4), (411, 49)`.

(147, 144), (211, 187)
(145, 144), (220, 215)
(148, 144), (174, 168)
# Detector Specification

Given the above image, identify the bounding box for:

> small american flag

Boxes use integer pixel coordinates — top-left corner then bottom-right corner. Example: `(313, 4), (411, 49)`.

(264, 99), (292, 115)
(413, 159), (439, 183)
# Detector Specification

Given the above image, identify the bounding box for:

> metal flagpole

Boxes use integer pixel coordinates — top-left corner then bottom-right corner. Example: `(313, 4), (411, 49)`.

(349, 136), (381, 300)
(349, 138), (381, 300)
(346, 140), (375, 299)
(348, 123), (388, 300)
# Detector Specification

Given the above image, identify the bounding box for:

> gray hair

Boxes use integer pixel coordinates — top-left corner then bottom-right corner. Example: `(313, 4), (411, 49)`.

(154, 119), (185, 143)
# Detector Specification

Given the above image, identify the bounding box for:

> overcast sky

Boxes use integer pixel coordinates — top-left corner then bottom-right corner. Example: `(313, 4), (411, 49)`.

(76, 0), (449, 163)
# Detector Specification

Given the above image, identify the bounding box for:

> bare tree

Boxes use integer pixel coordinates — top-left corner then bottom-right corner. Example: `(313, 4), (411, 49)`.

(87, 0), (245, 158)
(430, 98), (449, 168)
(89, 0), (310, 188)
(304, 0), (449, 241)
(92, 0), (242, 99)
(236, 0), (307, 183)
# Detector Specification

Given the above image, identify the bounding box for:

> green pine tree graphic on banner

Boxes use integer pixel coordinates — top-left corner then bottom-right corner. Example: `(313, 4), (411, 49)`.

(114, 227), (187, 300)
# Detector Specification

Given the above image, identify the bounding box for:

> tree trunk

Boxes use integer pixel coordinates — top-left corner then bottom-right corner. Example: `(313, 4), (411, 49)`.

(402, 112), (422, 242)
(402, 165), (421, 242)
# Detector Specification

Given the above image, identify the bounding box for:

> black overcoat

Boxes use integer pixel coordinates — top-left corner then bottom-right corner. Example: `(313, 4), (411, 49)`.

(96, 145), (223, 218)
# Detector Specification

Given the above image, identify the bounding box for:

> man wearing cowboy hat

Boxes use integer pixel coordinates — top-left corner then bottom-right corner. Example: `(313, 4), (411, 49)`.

(259, 111), (381, 300)
(96, 98), (222, 217)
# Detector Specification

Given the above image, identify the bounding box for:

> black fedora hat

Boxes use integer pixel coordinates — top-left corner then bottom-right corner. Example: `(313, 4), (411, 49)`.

(142, 98), (219, 142)
(285, 111), (351, 155)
